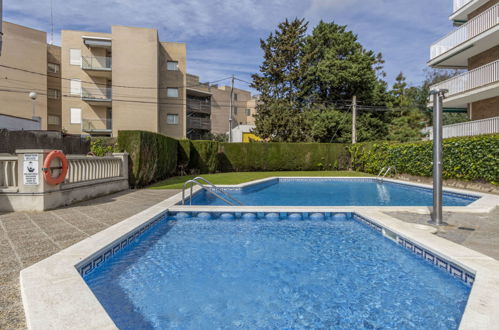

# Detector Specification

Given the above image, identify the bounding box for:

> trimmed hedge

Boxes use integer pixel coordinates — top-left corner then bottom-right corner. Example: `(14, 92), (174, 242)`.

(349, 134), (499, 184)
(220, 142), (349, 171)
(118, 130), (178, 187)
(190, 140), (221, 173)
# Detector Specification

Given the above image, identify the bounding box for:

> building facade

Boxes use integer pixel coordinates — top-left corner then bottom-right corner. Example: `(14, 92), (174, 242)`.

(428, 0), (499, 120)
(60, 26), (187, 138)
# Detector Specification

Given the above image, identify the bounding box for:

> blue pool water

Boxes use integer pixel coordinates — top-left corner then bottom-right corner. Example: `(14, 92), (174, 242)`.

(85, 214), (470, 329)
(189, 179), (478, 206)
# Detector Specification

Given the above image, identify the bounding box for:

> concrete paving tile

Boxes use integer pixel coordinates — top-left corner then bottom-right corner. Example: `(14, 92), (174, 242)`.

(0, 271), (20, 284)
(15, 240), (58, 258)
(0, 303), (26, 329)
(0, 259), (22, 274)
(51, 231), (87, 242)
(0, 281), (21, 310)
(20, 252), (58, 268)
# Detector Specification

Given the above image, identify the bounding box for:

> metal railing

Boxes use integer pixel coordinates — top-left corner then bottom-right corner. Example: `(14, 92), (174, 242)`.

(182, 176), (244, 206)
(0, 155), (18, 188)
(81, 118), (112, 132)
(81, 56), (112, 70)
(454, 0), (472, 12)
(65, 155), (122, 184)
(377, 166), (397, 181)
(82, 87), (112, 101)
(422, 116), (499, 139)
(187, 117), (211, 130)
(430, 59), (499, 98)
(187, 100), (211, 114)
(430, 3), (499, 60)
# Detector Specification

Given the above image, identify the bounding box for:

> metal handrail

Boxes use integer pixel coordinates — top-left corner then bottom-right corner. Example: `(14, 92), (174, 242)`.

(193, 176), (244, 206)
(377, 166), (397, 180)
(181, 178), (244, 206)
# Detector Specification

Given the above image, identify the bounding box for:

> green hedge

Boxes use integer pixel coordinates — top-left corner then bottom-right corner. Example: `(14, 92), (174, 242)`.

(118, 130), (178, 187)
(349, 134), (499, 184)
(220, 142), (349, 171)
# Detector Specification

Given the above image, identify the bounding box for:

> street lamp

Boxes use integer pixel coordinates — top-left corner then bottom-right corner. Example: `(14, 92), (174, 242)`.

(29, 91), (41, 128)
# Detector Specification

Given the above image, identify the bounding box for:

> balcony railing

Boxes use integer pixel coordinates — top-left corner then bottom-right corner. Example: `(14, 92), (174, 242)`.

(454, 0), (472, 12)
(187, 100), (211, 115)
(430, 3), (499, 60)
(187, 117), (211, 130)
(422, 116), (499, 140)
(82, 87), (112, 101)
(81, 56), (112, 70)
(81, 118), (112, 133)
(430, 59), (499, 97)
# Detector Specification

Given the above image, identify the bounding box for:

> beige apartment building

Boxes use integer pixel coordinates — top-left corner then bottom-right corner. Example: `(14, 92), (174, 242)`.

(428, 0), (499, 120)
(60, 26), (187, 138)
(0, 21), (61, 130)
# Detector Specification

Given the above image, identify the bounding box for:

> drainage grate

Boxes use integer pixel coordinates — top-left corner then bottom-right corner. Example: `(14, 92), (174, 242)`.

(457, 226), (475, 231)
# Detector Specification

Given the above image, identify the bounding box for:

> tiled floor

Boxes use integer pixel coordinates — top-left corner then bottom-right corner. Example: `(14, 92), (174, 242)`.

(1, 188), (497, 329)
(0, 189), (180, 330)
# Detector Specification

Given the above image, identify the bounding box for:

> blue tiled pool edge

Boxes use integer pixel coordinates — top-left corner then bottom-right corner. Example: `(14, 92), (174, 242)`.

(77, 210), (475, 287)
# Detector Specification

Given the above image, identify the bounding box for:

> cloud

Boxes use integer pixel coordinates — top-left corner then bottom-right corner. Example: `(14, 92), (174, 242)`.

(4, 0), (455, 91)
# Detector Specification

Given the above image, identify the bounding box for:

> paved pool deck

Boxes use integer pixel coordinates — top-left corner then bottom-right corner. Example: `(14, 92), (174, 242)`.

(0, 188), (498, 329)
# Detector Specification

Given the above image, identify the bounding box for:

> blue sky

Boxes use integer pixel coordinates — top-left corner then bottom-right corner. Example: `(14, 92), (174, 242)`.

(5, 0), (452, 92)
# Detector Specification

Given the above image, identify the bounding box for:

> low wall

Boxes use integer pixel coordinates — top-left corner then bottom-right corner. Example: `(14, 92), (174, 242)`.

(0, 129), (90, 154)
(0, 149), (128, 211)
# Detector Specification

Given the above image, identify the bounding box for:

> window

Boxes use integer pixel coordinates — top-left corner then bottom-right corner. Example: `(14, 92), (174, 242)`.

(70, 79), (81, 95)
(167, 114), (179, 124)
(70, 108), (81, 124)
(47, 63), (59, 73)
(48, 115), (61, 126)
(167, 88), (179, 97)
(234, 93), (238, 101)
(70, 49), (81, 66)
(246, 108), (251, 116)
(47, 89), (60, 100)
(234, 107), (238, 115)
(167, 61), (178, 71)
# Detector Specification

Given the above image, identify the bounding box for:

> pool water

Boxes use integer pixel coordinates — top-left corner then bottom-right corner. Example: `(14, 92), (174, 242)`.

(189, 179), (477, 206)
(85, 214), (470, 329)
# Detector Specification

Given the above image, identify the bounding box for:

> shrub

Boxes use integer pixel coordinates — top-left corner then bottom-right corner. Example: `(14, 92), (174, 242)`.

(349, 134), (499, 184)
(220, 142), (349, 171)
(89, 137), (117, 156)
(189, 140), (221, 173)
(117, 130), (178, 187)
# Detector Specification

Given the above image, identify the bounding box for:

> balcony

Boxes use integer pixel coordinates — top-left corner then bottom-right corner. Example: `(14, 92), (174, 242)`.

(429, 3), (499, 67)
(82, 56), (112, 78)
(187, 117), (211, 131)
(81, 118), (112, 135)
(429, 59), (499, 108)
(451, 0), (490, 22)
(422, 116), (499, 140)
(187, 100), (211, 115)
(82, 87), (112, 105)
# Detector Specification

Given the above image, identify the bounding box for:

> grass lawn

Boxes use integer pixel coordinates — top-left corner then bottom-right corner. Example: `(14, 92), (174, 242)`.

(149, 171), (373, 189)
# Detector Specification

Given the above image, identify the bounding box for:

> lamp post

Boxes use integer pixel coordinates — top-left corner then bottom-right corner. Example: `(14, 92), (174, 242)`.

(29, 91), (41, 129)
(428, 89), (448, 226)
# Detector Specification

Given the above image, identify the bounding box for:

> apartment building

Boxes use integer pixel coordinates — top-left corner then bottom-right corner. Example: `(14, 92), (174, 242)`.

(60, 26), (187, 138)
(0, 21), (61, 130)
(428, 0), (499, 120)
(186, 74), (257, 139)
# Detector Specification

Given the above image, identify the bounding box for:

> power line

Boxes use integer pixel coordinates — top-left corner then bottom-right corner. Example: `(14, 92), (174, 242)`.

(0, 64), (232, 90)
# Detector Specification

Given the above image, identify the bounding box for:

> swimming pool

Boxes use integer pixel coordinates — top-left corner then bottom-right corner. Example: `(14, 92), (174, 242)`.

(84, 212), (471, 329)
(188, 178), (479, 206)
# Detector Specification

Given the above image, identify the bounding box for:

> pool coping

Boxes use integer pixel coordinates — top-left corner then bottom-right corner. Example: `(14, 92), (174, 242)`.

(20, 179), (499, 329)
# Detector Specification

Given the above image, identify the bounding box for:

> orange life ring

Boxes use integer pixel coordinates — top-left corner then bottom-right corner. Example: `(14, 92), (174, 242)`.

(42, 150), (68, 185)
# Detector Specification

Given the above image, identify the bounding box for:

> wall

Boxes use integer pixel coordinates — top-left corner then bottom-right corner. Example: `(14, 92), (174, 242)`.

(47, 44), (62, 131)
(210, 86), (254, 134)
(0, 129), (89, 154)
(468, 0), (499, 19)
(158, 42), (187, 139)
(471, 96), (499, 119)
(0, 22), (48, 129)
(468, 44), (499, 70)
(112, 26), (159, 136)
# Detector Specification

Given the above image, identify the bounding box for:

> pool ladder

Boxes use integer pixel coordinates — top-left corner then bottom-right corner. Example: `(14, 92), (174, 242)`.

(181, 176), (245, 206)
(377, 166), (397, 181)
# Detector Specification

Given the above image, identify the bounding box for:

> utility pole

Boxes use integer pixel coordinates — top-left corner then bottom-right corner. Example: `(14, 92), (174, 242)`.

(351, 95), (357, 144)
(228, 74), (234, 143)
(0, 0), (3, 56)
(428, 89), (448, 226)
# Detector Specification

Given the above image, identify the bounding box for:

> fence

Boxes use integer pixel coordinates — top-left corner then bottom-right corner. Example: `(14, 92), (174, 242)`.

(422, 116), (499, 140)
(0, 155), (18, 188)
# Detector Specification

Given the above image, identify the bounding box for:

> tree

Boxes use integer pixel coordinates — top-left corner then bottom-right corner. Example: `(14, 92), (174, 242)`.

(251, 18), (308, 141)
(300, 21), (388, 105)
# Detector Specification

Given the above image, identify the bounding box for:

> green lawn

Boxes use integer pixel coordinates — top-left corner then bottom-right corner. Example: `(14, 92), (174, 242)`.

(149, 171), (373, 189)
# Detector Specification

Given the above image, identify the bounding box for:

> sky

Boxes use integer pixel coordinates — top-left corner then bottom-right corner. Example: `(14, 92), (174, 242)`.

(4, 0), (452, 92)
